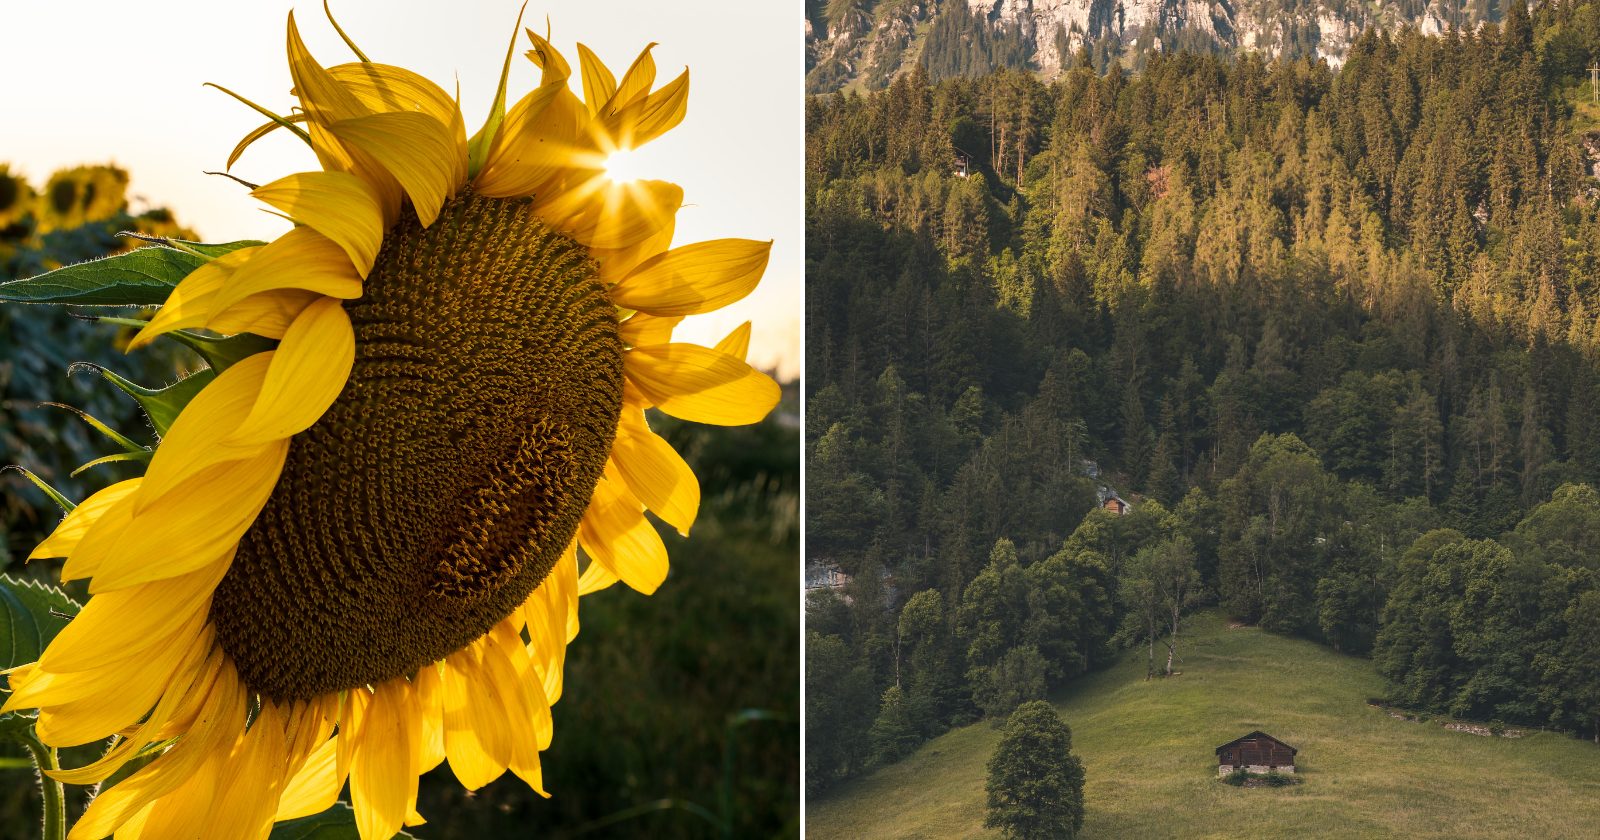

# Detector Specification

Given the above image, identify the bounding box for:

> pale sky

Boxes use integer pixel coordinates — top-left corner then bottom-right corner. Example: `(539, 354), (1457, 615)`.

(2, 1), (800, 379)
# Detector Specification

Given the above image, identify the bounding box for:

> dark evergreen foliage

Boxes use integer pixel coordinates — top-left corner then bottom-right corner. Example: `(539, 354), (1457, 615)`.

(807, 5), (1600, 790)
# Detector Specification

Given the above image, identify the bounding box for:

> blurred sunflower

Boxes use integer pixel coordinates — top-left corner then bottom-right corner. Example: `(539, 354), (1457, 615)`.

(0, 165), (34, 232)
(3, 8), (777, 840)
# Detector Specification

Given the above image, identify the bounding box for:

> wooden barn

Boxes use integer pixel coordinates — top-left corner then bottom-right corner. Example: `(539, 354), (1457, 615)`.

(1215, 731), (1297, 776)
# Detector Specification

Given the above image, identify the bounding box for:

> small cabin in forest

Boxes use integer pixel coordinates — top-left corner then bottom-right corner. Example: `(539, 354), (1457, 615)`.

(1216, 731), (1297, 776)
(1103, 493), (1131, 516)
(953, 150), (971, 178)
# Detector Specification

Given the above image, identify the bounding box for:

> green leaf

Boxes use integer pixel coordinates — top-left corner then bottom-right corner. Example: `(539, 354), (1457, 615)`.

(0, 246), (207, 306)
(0, 576), (83, 737)
(0, 575), (79, 671)
(87, 365), (217, 437)
(268, 803), (417, 840)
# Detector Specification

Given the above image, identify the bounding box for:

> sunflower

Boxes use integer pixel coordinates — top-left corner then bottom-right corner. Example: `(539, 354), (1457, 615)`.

(0, 164), (34, 232)
(2, 9), (778, 840)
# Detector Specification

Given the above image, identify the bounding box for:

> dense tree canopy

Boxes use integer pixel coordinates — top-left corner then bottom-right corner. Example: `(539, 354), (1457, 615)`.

(808, 4), (1600, 790)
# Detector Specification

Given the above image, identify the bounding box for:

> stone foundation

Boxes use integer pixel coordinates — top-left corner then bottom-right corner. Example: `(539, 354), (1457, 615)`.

(1219, 764), (1296, 777)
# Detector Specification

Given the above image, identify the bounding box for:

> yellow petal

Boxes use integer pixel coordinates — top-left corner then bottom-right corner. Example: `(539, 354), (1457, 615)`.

(610, 239), (770, 316)
(228, 298), (354, 446)
(127, 744), (224, 840)
(577, 556), (619, 595)
(328, 63), (465, 153)
(336, 687), (369, 794)
(30, 478), (141, 560)
(209, 289), (321, 339)
(88, 445), (283, 593)
(40, 563), (223, 673)
(474, 84), (586, 198)
(715, 322), (753, 360)
(25, 616), (211, 745)
(204, 700), (289, 840)
(624, 343), (779, 426)
(484, 622), (552, 783)
(111, 803), (153, 840)
(593, 216), (674, 284)
(207, 227), (362, 318)
(286, 11), (368, 125)
(609, 44), (658, 114)
(134, 352), (272, 515)
(522, 544), (578, 703)
(442, 645), (510, 790)
(129, 250), (253, 350)
(537, 178), (682, 251)
(307, 120), (406, 229)
(59, 487), (140, 583)
(51, 647), (221, 786)
(275, 736), (340, 822)
(523, 27), (573, 81)
(413, 662), (447, 773)
(577, 478), (668, 595)
(599, 69), (688, 149)
(70, 662), (246, 839)
(611, 410), (698, 536)
(618, 313), (683, 348)
(252, 171), (384, 277)
(350, 679), (419, 840)
(622, 377), (653, 411)
(575, 43), (617, 115)
(329, 111), (462, 227)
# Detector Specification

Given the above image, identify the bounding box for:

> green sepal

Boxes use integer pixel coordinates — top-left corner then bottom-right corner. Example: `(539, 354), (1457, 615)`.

(80, 363), (217, 437)
(0, 246), (206, 306)
(268, 802), (417, 839)
(91, 315), (274, 372)
(323, 0), (372, 62)
(162, 238), (264, 259)
(3, 467), (75, 513)
(70, 451), (152, 478)
(0, 575), (82, 739)
(41, 403), (151, 459)
(467, 2), (529, 179)
(169, 330), (275, 372)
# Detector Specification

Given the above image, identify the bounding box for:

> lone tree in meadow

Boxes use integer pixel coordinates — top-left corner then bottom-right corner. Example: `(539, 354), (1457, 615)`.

(985, 700), (1086, 840)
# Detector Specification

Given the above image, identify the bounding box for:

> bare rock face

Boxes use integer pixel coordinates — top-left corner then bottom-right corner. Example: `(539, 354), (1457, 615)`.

(806, 0), (1510, 93)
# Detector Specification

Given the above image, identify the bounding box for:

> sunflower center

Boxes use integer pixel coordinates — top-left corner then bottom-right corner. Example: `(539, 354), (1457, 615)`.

(210, 190), (623, 702)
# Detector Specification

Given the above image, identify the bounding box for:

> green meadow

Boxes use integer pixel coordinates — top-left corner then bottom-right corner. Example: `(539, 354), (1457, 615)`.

(809, 611), (1600, 840)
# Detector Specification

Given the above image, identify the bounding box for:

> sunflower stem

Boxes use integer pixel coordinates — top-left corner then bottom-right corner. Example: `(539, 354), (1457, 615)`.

(20, 728), (66, 840)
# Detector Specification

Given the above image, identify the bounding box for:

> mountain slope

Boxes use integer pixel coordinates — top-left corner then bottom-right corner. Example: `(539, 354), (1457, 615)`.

(807, 0), (1500, 92)
(808, 611), (1600, 839)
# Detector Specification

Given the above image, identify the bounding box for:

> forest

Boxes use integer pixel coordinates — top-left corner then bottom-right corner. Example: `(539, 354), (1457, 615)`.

(805, 1), (1600, 792)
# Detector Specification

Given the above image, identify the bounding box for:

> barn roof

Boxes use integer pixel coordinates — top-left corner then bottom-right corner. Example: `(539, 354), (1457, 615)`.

(1214, 731), (1297, 754)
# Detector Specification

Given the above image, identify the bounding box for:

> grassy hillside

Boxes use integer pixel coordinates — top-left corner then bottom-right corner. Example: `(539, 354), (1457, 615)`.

(808, 611), (1600, 839)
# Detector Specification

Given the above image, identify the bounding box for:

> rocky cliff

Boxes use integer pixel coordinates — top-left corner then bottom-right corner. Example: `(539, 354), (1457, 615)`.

(806, 0), (1491, 92)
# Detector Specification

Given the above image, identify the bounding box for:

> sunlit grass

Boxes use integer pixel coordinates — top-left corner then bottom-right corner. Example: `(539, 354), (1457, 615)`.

(809, 610), (1600, 840)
